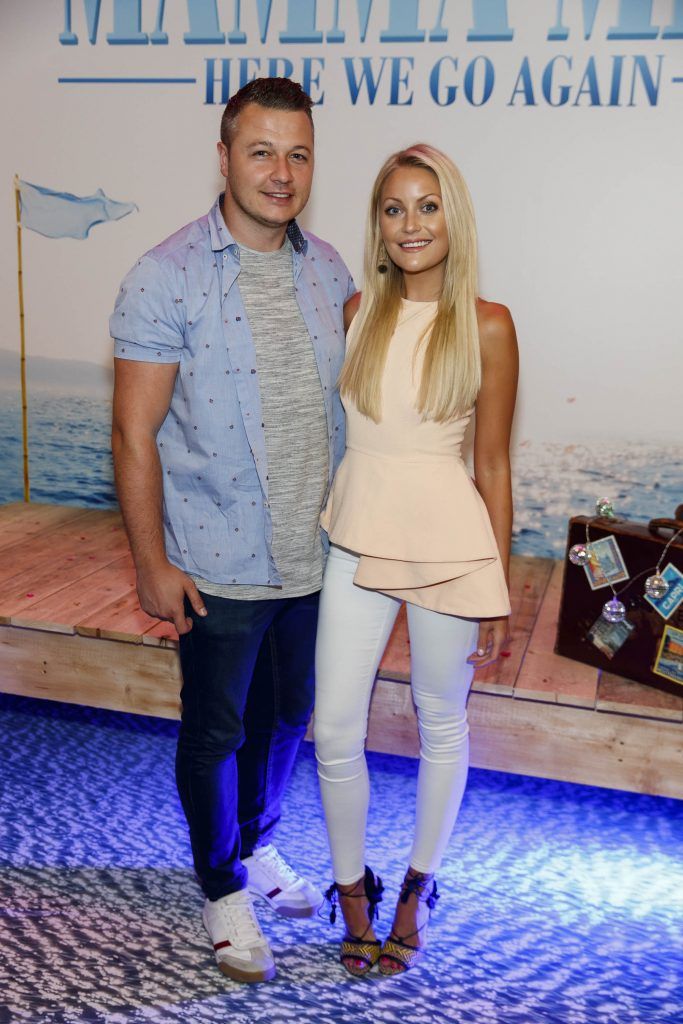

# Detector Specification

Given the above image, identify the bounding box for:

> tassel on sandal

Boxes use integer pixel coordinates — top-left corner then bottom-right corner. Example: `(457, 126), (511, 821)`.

(323, 865), (384, 977)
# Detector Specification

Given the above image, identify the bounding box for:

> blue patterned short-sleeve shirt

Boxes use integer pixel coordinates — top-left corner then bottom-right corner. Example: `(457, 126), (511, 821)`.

(110, 196), (355, 586)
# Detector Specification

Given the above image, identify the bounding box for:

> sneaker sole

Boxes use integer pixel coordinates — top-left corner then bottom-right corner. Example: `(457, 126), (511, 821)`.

(217, 960), (276, 984)
(252, 892), (323, 918)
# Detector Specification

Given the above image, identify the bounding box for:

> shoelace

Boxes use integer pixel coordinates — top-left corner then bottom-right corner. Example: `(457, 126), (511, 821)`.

(220, 897), (266, 947)
(257, 845), (305, 891)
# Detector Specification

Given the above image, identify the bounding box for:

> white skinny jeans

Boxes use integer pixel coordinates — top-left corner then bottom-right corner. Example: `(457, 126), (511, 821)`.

(314, 545), (478, 885)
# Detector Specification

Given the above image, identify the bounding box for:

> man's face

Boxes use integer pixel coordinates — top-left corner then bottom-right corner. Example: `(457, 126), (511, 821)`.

(218, 103), (314, 233)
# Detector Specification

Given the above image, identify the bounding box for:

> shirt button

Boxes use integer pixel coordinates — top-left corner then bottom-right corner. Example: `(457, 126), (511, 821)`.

(236, 316), (241, 322)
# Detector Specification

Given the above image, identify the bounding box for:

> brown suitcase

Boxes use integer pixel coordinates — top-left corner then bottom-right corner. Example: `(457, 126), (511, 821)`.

(555, 506), (683, 695)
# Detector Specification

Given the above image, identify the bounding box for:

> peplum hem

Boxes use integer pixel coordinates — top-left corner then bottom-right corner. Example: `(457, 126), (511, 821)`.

(320, 448), (511, 618)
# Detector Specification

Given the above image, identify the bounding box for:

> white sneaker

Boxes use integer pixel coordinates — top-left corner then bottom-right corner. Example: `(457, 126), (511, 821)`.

(243, 844), (323, 918)
(202, 889), (276, 983)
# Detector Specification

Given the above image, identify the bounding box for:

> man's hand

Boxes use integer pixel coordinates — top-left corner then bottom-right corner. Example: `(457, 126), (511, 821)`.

(467, 617), (511, 669)
(137, 560), (207, 636)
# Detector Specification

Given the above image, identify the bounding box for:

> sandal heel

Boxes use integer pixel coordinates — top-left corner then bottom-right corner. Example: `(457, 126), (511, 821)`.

(378, 873), (439, 977)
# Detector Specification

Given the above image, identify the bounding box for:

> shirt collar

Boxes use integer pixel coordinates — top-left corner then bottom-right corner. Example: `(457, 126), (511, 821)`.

(208, 194), (308, 256)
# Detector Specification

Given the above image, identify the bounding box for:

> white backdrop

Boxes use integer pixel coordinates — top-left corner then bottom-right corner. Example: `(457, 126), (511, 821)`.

(1, 1), (681, 552)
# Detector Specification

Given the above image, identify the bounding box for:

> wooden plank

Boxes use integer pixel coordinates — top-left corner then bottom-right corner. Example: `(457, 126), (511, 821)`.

(466, 691), (683, 799)
(515, 561), (599, 708)
(0, 501), (33, 525)
(0, 504), (92, 551)
(0, 625), (182, 720)
(0, 502), (80, 530)
(2, 620), (681, 797)
(472, 555), (554, 697)
(77, 589), (158, 643)
(0, 509), (123, 587)
(142, 619), (180, 648)
(11, 555), (137, 634)
(597, 671), (683, 723)
(0, 516), (129, 624)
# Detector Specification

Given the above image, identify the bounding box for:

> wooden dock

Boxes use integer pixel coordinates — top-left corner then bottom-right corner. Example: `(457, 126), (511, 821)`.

(0, 503), (681, 798)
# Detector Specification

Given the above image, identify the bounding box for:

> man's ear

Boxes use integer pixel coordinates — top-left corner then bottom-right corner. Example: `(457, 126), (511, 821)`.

(217, 140), (229, 178)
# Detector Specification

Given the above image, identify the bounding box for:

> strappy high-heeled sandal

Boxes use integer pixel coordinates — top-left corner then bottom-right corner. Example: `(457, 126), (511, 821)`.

(378, 871), (439, 975)
(323, 865), (384, 977)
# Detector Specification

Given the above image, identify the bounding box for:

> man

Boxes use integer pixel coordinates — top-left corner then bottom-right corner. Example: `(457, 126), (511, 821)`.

(111, 78), (354, 984)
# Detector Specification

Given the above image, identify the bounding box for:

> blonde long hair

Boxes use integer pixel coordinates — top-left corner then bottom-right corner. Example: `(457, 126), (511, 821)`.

(339, 144), (481, 423)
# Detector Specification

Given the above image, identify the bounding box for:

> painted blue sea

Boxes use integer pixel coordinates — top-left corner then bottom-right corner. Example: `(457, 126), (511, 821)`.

(0, 386), (681, 558)
(0, 388), (116, 508)
(512, 440), (682, 556)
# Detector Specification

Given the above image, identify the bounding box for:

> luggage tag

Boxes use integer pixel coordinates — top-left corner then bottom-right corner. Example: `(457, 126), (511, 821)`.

(587, 614), (634, 659)
(583, 535), (630, 591)
(644, 562), (683, 621)
(652, 624), (683, 685)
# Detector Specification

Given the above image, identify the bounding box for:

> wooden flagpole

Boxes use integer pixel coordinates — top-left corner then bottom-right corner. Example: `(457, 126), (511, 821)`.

(14, 175), (30, 502)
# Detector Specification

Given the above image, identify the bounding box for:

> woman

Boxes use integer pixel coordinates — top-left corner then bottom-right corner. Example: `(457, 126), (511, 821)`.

(314, 144), (518, 976)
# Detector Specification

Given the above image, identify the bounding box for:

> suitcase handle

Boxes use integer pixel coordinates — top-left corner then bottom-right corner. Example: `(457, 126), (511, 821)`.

(648, 514), (683, 539)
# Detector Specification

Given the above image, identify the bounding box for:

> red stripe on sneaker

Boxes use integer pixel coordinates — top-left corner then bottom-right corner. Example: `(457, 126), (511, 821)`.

(214, 939), (232, 950)
(266, 887), (282, 899)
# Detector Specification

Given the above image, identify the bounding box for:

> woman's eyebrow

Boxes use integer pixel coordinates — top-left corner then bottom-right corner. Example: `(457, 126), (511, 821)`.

(382, 193), (439, 203)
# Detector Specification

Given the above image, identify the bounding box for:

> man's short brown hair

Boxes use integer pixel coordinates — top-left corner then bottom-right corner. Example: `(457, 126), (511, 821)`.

(220, 78), (314, 148)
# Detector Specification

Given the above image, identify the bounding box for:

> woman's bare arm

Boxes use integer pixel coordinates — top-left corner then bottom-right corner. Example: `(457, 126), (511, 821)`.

(343, 291), (362, 332)
(468, 300), (519, 666)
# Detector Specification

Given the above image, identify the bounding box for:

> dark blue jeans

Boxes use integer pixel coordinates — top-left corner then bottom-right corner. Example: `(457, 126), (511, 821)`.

(176, 591), (319, 901)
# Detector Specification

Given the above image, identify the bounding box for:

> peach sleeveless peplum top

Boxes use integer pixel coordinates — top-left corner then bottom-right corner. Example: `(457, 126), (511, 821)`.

(320, 298), (511, 618)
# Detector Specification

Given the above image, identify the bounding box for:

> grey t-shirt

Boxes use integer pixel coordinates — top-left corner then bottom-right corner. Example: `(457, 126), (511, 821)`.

(192, 238), (329, 599)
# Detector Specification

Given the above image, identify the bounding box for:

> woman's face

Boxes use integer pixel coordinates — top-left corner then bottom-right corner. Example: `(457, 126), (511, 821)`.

(379, 166), (449, 284)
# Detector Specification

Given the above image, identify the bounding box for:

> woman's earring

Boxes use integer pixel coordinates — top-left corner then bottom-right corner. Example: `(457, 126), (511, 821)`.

(377, 245), (389, 274)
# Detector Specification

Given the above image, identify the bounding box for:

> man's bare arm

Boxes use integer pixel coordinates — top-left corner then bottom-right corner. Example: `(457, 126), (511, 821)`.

(112, 358), (206, 634)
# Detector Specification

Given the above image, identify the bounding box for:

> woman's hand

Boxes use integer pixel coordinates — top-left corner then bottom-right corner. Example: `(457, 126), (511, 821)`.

(467, 617), (511, 668)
